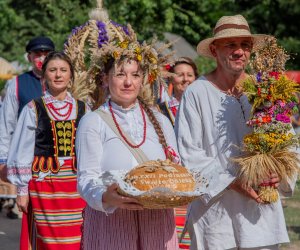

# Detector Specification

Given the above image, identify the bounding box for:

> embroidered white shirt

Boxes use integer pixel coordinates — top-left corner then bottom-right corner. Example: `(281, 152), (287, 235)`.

(175, 76), (297, 249)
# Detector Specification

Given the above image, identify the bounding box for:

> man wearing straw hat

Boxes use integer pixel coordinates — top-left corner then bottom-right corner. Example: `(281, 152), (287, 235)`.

(0, 36), (54, 219)
(176, 14), (292, 250)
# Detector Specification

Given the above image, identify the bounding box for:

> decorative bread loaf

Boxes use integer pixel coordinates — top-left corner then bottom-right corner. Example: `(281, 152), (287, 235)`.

(124, 159), (195, 192)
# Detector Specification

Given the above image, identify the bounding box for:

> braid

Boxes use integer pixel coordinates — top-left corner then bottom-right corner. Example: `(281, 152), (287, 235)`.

(138, 97), (168, 150)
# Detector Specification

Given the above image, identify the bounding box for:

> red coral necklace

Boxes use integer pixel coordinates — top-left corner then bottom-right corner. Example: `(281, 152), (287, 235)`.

(47, 102), (73, 120)
(108, 99), (146, 148)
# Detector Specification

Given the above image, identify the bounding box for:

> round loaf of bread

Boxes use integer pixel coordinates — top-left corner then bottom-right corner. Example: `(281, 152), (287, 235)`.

(124, 159), (195, 192)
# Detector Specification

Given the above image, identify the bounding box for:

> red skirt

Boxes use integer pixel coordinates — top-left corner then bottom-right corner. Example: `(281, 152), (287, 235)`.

(20, 160), (86, 250)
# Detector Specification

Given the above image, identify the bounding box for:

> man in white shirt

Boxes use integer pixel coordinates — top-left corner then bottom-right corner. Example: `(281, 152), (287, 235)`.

(175, 14), (295, 250)
(0, 36), (54, 219)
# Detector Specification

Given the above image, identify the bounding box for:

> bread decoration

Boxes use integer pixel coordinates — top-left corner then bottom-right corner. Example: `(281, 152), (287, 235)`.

(124, 159), (195, 192)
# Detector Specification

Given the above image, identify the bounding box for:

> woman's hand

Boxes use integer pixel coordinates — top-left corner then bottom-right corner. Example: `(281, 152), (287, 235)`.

(16, 195), (29, 213)
(102, 183), (144, 210)
(229, 180), (263, 203)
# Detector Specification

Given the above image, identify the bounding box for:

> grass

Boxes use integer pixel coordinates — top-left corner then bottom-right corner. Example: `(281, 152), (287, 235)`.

(282, 180), (300, 249)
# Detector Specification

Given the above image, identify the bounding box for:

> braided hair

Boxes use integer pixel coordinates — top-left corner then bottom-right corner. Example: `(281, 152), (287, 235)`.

(138, 97), (171, 160)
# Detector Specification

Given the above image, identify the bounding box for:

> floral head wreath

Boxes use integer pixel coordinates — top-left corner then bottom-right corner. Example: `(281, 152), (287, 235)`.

(64, 0), (174, 108)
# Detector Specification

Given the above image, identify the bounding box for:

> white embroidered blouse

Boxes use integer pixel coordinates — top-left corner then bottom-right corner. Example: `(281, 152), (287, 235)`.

(75, 100), (178, 213)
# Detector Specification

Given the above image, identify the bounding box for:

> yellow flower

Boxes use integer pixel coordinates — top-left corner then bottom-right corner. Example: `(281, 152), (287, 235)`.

(135, 47), (141, 54)
(113, 51), (120, 59)
(149, 55), (157, 64)
(119, 41), (129, 49)
(136, 54), (142, 61)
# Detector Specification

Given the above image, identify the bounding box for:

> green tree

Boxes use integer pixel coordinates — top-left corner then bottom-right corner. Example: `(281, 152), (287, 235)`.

(103, 0), (300, 71)
(0, 0), (299, 72)
(232, 0), (300, 69)
(0, 0), (94, 66)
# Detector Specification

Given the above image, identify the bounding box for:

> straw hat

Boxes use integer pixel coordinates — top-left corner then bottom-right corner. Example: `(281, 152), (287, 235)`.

(197, 14), (269, 59)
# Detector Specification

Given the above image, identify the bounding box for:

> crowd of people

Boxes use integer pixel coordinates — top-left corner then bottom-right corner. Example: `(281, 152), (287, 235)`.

(0, 3), (298, 250)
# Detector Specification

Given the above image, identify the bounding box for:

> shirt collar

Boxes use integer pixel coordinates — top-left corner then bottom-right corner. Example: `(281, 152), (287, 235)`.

(106, 99), (139, 112)
(43, 90), (73, 104)
(168, 96), (180, 107)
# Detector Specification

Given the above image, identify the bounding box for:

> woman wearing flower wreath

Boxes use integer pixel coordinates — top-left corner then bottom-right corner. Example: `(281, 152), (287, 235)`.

(7, 51), (89, 250)
(72, 2), (180, 250)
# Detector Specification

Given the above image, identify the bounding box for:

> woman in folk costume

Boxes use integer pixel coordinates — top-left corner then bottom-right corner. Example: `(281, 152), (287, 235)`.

(69, 1), (180, 249)
(7, 51), (89, 250)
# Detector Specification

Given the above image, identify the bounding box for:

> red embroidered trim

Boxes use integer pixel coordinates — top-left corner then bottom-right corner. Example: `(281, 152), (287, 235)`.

(32, 156), (39, 172)
(39, 156), (47, 172)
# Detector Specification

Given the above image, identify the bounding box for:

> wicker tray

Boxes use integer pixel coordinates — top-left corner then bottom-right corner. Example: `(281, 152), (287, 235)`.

(117, 187), (198, 209)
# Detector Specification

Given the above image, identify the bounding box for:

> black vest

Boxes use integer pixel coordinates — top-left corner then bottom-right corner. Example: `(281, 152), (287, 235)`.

(32, 97), (85, 173)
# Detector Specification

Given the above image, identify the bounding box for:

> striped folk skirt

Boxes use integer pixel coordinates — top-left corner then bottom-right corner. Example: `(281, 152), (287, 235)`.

(20, 160), (86, 250)
(82, 205), (179, 250)
(175, 207), (191, 249)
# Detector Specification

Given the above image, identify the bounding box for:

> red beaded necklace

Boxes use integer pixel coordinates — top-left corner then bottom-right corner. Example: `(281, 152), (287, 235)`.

(47, 102), (73, 120)
(108, 99), (146, 148)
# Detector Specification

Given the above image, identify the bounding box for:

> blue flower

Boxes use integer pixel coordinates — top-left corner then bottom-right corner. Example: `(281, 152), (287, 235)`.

(256, 72), (262, 82)
(110, 21), (129, 36)
(96, 21), (109, 48)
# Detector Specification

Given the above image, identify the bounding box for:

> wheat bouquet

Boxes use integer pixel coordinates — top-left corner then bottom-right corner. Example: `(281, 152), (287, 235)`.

(234, 37), (300, 202)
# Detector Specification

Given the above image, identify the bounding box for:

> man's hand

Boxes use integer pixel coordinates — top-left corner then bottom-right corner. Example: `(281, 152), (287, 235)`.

(0, 164), (9, 182)
(262, 173), (280, 188)
(16, 195), (29, 213)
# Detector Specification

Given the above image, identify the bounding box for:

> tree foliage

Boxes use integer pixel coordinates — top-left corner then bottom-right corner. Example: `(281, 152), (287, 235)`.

(0, 0), (299, 72)
(0, 0), (94, 65)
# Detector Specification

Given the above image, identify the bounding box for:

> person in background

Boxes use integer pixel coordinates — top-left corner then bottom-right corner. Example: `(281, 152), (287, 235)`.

(0, 36), (55, 220)
(176, 14), (294, 250)
(7, 51), (89, 249)
(158, 57), (198, 126)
